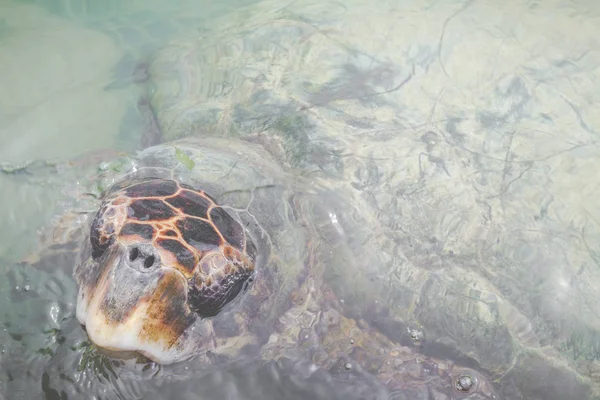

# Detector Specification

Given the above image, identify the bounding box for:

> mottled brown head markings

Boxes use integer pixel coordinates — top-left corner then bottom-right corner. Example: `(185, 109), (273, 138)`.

(90, 178), (257, 318)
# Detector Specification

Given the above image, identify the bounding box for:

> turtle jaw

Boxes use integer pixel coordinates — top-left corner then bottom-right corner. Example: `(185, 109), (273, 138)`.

(75, 243), (201, 364)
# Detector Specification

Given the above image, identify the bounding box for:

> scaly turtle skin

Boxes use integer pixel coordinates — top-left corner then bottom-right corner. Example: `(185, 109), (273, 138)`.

(14, 137), (498, 399)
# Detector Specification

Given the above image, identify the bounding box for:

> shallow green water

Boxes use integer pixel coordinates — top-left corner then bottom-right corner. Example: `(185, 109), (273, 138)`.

(1, 0), (600, 399)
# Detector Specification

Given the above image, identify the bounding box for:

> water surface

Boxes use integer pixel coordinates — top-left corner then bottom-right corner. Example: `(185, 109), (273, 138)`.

(1, 0), (600, 399)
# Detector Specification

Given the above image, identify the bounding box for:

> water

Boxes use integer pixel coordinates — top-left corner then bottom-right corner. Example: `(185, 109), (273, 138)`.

(1, 0), (600, 399)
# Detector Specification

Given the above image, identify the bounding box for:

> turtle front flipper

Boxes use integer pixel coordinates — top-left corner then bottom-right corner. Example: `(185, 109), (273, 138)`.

(260, 278), (498, 399)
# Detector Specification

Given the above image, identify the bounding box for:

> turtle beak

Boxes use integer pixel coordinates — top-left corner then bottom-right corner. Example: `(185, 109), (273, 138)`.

(75, 242), (197, 363)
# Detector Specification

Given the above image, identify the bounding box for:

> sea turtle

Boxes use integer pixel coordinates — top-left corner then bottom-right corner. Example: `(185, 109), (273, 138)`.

(3, 136), (499, 399)
(131, 2), (600, 399)
(3, 0), (600, 399)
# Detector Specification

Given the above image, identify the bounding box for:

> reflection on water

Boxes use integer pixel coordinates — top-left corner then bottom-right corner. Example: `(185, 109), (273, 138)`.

(1, 0), (600, 399)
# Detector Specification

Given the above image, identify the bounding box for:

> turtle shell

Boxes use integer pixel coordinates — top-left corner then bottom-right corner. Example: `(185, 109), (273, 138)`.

(6, 132), (500, 399)
(139, 4), (600, 399)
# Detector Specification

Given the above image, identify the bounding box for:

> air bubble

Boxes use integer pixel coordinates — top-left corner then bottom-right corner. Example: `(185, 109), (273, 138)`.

(407, 327), (424, 342)
(455, 374), (475, 392)
(49, 305), (59, 325)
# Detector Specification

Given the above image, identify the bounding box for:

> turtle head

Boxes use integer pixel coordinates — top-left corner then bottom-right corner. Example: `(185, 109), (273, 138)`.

(74, 178), (256, 363)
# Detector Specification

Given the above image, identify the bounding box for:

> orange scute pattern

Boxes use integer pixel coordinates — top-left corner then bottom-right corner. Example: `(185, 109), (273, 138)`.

(91, 179), (255, 281)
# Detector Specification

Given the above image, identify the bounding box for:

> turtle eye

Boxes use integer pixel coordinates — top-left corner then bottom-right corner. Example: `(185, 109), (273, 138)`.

(188, 268), (253, 318)
(90, 205), (116, 260)
(187, 252), (254, 318)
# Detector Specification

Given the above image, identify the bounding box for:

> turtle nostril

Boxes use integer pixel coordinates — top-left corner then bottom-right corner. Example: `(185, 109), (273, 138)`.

(129, 247), (139, 262)
(144, 255), (155, 269)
